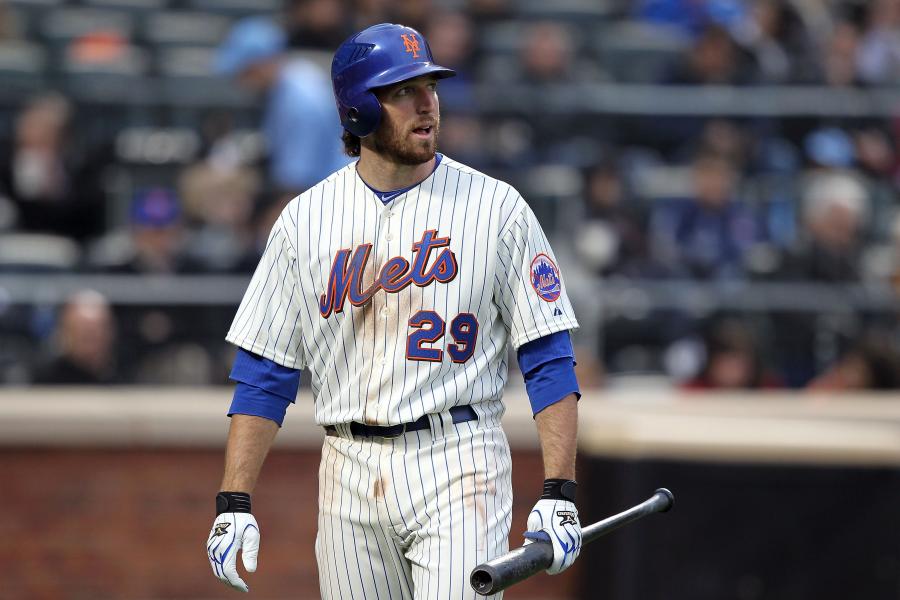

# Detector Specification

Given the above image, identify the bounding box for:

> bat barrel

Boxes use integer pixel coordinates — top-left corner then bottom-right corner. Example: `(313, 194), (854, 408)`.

(582, 488), (674, 544)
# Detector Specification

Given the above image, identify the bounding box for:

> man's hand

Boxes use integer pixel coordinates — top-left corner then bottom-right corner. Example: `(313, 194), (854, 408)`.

(523, 498), (582, 574)
(206, 512), (260, 592)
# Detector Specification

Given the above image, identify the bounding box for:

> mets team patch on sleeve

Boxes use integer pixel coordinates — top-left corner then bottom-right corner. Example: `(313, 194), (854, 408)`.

(530, 253), (561, 302)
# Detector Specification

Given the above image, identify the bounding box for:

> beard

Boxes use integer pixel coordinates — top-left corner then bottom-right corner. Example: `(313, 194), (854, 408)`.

(369, 115), (440, 166)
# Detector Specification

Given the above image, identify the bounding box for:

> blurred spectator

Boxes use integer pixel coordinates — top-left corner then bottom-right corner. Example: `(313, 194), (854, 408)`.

(215, 17), (350, 195)
(775, 171), (869, 282)
(387, 0), (432, 33)
(0, 93), (106, 241)
(681, 317), (781, 390)
(853, 126), (896, 178)
(33, 290), (117, 384)
(888, 213), (900, 292)
(67, 30), (132, 68)
(768, 171), (871, 387)
(92, 187), (192, 274)
(517, 21), (599, 85)
(466, 0), (513, 25)
(803, 126), (856, 170)
(664, 24), (755, 84)
(0, 2), (21, 40)
(572, 160), (649, 277)
(650, 152), (757, 279)
(424, 11), (477, 111)
(813, 20), (862, 86)
(732, 0), (807, 83)
(438, 113), (489, 168)
(286, 0), (349, 50)
(179, 163), (261, 272)
(677, 118), (749, 168)
(807, 330), (900, 390)
(857, 0), (900, 85)
(862, 211), (900, 289)
(352, 0), (391, 31)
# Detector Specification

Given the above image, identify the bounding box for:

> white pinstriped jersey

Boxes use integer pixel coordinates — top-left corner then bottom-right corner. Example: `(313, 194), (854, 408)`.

(226, 155), (578, 426)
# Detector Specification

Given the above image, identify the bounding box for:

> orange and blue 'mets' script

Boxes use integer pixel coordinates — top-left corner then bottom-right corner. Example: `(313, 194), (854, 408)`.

(320, 230), (458, 318)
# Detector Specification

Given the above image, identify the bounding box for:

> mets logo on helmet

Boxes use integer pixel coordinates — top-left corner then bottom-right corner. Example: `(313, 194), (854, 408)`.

(401, 33), (421, 58)
(530, 253), (562, 302)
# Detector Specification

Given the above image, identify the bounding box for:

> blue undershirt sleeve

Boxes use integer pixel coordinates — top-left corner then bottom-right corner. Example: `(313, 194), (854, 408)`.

(517, 331), (581, 416)
(228, 349), (302, 427)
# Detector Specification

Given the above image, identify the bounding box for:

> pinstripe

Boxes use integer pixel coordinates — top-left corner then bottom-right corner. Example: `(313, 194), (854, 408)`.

(413, 430), (436, 600)
(232, 239), (284, 342)
(453, 430), (466, 599)
(440, 433), (455, 600)
(307, 185), (340, 406)
(324, 440), (345, 600)
(336, 439), (357, 600)
(344, 440), (365, 596)
(360, 440), (394, 600)
(248, 240), (290, 348)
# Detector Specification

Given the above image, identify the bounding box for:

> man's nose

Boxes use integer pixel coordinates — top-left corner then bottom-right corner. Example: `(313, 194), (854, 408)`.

(416, 88), (436, 113)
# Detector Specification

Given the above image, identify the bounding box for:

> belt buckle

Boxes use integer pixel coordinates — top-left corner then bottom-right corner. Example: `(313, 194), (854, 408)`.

(378, 423), (407, 439)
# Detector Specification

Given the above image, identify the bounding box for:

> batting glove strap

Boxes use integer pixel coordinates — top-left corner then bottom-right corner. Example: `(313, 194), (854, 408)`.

(524, 498), (582, 575)
(541, 478), (577, 502)
(216, 491), (251, 515)
(206, 511), (260, 593)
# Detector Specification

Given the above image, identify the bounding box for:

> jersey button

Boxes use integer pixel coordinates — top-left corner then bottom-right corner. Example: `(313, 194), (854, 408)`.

(385, 233), (393, 241)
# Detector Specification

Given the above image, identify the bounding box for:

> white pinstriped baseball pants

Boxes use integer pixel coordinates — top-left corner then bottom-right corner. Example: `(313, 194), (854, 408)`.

(315, 410), (513, 600)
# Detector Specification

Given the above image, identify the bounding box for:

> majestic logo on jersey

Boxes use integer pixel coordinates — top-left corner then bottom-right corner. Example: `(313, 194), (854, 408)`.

(530, 253), (561, 302)
(320, 229), (457, 318)
(401, 34), (421, 58)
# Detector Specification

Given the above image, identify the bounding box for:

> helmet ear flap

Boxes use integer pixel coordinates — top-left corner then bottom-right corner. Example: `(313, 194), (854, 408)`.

(342, 90), (381, 138)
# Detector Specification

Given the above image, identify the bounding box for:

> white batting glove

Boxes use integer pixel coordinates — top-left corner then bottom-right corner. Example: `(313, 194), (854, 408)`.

(523, 480), (582, 575)
(206, 493), (260, 593)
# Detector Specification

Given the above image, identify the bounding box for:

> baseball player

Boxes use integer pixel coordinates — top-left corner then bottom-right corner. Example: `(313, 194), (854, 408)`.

(206, 23), (583, 598)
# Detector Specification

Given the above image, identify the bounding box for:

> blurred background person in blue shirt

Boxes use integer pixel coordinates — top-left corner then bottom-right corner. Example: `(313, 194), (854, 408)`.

(215, 17), (350, 196)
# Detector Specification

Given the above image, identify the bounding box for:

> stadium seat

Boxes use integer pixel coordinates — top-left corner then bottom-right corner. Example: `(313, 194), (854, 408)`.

(114, 126), (201, 164)
(593, 21), (689, 83)
(82, 0), (169, 11)
(142, 11), (232, 47)
(0, 233), (82, 272)
(155, 46), (253, 108)
(0, 41), (49, 95)
(61, 43), (152, 102)
(516, 0), (616, 21)
(39, 8), (135, 44)
(184, 0), (280, 16)
(478, 20), (527, 54)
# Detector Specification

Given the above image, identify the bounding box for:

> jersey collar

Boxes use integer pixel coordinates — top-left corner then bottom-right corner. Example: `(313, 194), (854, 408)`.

(358, 153), (444, 204)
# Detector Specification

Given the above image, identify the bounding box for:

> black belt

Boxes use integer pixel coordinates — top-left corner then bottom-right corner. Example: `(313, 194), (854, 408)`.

(325, 405), (477, 438)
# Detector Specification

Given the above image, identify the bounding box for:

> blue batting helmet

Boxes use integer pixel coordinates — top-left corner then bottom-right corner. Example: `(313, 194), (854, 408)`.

(331, 23), (456, 138)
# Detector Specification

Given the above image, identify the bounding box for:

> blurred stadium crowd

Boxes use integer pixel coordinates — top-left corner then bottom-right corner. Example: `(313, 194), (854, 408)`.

(1, 0), (899, 390)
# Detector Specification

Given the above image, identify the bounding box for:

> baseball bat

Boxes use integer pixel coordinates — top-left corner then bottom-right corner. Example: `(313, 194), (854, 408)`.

(469, 487), (674, 596)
